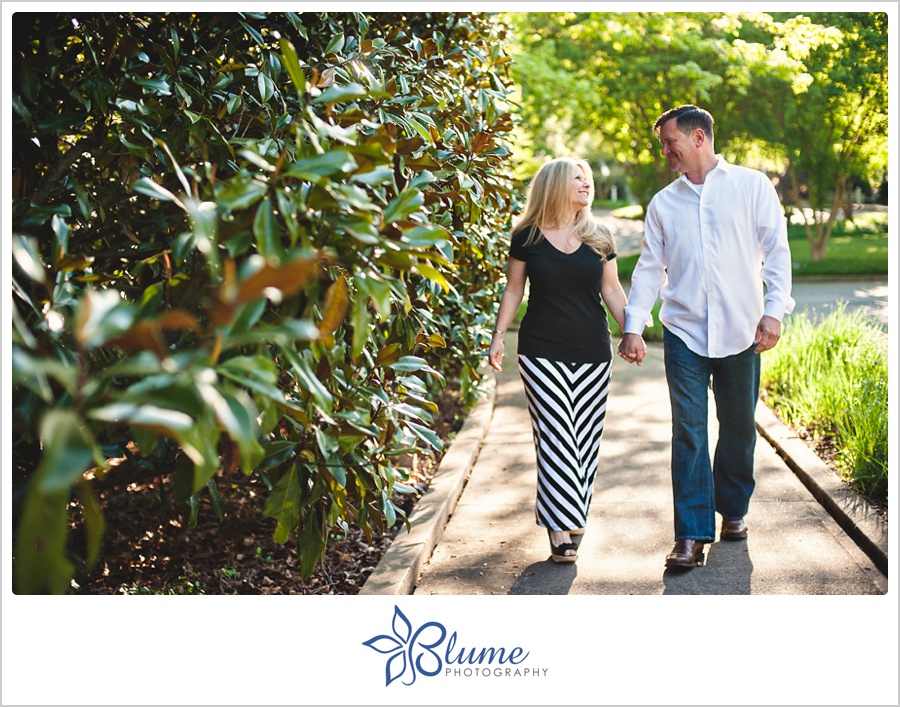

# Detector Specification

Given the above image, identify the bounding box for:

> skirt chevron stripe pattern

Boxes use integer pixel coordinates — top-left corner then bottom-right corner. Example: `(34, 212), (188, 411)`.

(518, 355), (611, 531)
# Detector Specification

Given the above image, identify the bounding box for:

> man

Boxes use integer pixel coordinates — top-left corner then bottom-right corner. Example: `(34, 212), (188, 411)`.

(618, 105), (794, 570)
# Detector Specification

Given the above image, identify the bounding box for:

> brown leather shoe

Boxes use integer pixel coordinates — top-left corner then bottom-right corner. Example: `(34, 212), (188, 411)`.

(721, 518), (748, 541)
(665, 539), (705, 569)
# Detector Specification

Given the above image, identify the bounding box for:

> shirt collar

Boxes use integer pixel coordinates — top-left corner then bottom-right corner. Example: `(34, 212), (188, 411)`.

(679, 154), (729, 187)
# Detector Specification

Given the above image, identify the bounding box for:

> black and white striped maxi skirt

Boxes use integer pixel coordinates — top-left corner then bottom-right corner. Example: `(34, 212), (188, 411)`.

(517, 355), (611, 531)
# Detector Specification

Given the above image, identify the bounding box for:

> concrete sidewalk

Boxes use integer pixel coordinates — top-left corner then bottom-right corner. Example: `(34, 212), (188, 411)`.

(360, 332), (888, 596)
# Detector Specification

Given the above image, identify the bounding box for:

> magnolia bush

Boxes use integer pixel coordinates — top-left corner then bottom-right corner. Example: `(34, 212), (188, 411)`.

(11, 11), (519, 592)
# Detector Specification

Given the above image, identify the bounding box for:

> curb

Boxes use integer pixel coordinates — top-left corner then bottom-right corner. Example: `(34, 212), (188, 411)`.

(756, 404), (888, 575)
(358, 375), (497, 595)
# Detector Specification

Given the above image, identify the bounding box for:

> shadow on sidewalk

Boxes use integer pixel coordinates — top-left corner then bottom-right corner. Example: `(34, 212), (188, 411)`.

(662, 541), (754, 595)
(508, 561), (577, 595)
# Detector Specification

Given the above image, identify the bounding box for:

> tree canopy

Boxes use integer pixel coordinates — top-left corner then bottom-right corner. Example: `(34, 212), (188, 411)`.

(505, 10), (888, 260)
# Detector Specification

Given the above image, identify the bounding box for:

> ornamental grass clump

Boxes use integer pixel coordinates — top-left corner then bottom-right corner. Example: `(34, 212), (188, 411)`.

(761, 303), (888, 506)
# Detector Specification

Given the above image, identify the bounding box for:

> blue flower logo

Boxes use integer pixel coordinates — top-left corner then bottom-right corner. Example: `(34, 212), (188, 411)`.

(362, 605), (447, 686)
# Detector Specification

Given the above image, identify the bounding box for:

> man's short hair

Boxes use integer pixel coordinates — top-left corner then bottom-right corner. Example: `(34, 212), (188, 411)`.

(654, 105), (714, 141)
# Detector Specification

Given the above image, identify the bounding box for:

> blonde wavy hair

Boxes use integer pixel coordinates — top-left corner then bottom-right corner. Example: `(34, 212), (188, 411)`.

(512, 157), (616, 260)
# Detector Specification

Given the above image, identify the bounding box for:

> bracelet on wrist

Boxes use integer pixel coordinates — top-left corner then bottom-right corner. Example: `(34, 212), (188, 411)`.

(492, 329), (504, 335)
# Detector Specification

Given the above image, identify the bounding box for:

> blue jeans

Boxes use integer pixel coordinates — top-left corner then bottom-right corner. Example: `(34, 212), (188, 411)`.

(663, 327), (761, 542)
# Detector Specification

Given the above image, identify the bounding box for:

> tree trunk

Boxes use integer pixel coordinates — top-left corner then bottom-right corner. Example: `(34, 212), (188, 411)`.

(809, 238), (828, 262)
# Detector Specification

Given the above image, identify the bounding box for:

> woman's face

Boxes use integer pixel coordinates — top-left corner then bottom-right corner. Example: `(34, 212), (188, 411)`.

(570, 167), (592, 210)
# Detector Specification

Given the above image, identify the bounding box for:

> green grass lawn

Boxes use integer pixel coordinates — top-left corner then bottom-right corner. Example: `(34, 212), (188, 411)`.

(607, 203), (644, 219)
(788, 212), (888, 276)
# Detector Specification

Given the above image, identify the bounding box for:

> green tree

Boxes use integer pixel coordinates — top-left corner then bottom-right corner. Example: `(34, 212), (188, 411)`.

(760, 11), (889, 261)
(505, 10), (887, 236)
(505, 12), (766, 212)
(11, 11), (518, 593)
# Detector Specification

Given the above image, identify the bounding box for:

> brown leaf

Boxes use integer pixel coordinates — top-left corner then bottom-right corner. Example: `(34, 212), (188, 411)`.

(232, 256), (322, 305)
(106, 309), (200, 358)
(318, 275), (350, 339)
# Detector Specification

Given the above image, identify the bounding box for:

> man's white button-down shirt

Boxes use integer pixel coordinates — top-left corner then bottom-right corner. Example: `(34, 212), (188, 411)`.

(624, 155), (795, 358)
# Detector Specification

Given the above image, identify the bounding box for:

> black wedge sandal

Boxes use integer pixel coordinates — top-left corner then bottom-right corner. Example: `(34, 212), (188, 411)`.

(569, 528), (585, 549)
(548, 529), (578, 563)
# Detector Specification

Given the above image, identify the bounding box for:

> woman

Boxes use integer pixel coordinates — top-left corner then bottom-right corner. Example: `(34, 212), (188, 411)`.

(488, 157), (637, 563)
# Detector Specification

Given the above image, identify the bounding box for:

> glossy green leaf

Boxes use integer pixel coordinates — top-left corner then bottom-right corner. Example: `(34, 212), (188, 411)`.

(351, 292), (368, 361)
(215, 179), (268, 212)
(326, 454), (348, 486)
(316, 428), (339, 457)
(12, 348), (78, 400)
(412, 262), (449, 292)
(14, 485), (73, 594)
(12, 235), (49, 285)
(257, 72), (275, 103)
(13, 409), (102, 593)
(402, 224), (450, 247)
(381, 489), (397, 527)
(133, 75), (172, 95)
(312, 82), (367, 105)
(77, 479), (106, 569)
(253, 196), (281, 257)
(132, 177), (181, 205)
(283, 348), (333, 412)
(382, 189), (424, 224)
(225, 299), (268, 339)
(119, 374), (204, 417)
(263, 463), (302, 544)
(406, 421), (442, 451)
(207, 479), (228, 520)
(358, 275), (393, 319)
(197, 381), (264, 473)
(259, 440), (298, 470)
(35, 410), (98, 493)
(297, 512), (327, 578)
(218, 354), (279, 385)
(90, 402), (194, 433)
(51, 214), (71, 256)
(279, 37), (307, 93)
(285, 151), (357, 181)
(75, 289), (136, 349)
(325, 33), (346, 55)
(227, 94), (243, 114)
(184, 420), (222, 492)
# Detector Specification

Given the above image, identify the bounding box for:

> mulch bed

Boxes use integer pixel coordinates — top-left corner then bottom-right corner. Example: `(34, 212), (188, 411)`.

(69, 385), (468, 595)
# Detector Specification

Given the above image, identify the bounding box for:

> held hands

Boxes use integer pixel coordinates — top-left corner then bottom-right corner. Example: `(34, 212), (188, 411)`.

(617, 333), (647, 366)
(492, 331), (649, 370)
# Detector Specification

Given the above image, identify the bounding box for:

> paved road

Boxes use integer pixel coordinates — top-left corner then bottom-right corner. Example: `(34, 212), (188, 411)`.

(790, 278), (889, 329)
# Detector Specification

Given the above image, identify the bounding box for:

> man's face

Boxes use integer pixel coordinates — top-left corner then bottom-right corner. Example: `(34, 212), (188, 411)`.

(658, 119), (697, 175)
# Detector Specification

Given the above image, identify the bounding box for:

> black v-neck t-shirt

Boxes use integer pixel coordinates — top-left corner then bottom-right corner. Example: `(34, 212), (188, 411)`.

(509, 226), (615, 364)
